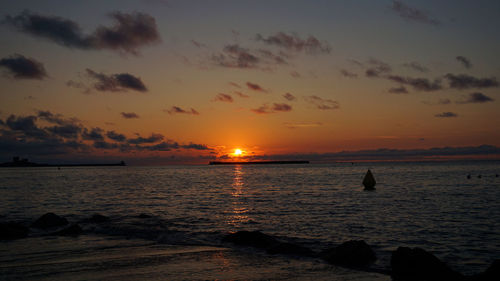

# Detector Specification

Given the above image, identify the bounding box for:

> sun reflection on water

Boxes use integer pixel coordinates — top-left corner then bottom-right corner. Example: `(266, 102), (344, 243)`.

(226, 165), (251, 227)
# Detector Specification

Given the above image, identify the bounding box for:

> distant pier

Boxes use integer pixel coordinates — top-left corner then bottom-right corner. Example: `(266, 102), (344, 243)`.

(209, 160), (309, 165)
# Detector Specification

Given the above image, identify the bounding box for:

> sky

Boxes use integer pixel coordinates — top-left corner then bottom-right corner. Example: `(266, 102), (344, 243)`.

(0, 0), (499, 164)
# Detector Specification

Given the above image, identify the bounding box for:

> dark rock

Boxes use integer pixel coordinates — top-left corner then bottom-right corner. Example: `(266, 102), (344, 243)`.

(138, 213), (152, 219)
(0, 222), (29, 240)
(223, 231), (279, 249)
(363, 169), (376, 190)
(32, 213), (68, 229)
(391, 247), (465, 281)
(267, 242), (315, 257)
(53, 224), (82, 236)
(84, 213), (109, 223)
(473, 260), (500, 281)
(320, 240), (376, 267)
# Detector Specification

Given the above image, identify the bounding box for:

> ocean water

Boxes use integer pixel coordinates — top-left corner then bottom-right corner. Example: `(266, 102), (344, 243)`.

(1, 161), (499, 279)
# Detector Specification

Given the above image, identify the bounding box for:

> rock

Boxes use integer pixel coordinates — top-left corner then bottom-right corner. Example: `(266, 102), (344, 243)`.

(363, 169), (376, 190)
(83, 213), (109, 223)
(0, 222), (29, 240)
(473, 260), (500, 281)
(54, 224), (83, 236)
(320, 240), (376, 267)
(267, 242), (315, 256)
(391, 247), (465, 281)
(32, 213), (68, 229)
(223, 231), (279, 249)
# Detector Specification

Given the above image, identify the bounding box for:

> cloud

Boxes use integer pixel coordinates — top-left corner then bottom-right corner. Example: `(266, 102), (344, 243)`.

(457, 92), (495, 104)
(0, 54), (47, 79)
(246, 82), (267, 92)
(213, 93), (233, 103)
(234, 91), (249, 98)
(228, 82), (241, 88)
(121, 112), (140, 119)
(3, 11), (160, 55)
(82, 127), (104, 141)
(423, 98), (451, 105)
(191, 40), (206, 48)
(283, 93), (296, 101)
(181, 142), (211, 150)
(106, 130), (126, 142)
(388, 86), (409, 94)
(284, 122), (322, 129)
(128, 133), (163, 144)
(402, 62), (428, 72)
(165, 106), (199, 115)
(386, 75), (442, 92)
(304, 95), (340, 110)
(365, 59), (392, 77)
(445, 73), (498, 90)
(255, 32), (331, 54)
(37, 110), (79, 126)
(435, 112), (458, 118)
(250, 103), (292, 114)
(340, 69), (358, 78)
(212, 44), (259, 69)
(290, 71), (301, 78)
(390, 0), (440, 25)
(456, 56), (472, 69)
(86, 69), (147, 92)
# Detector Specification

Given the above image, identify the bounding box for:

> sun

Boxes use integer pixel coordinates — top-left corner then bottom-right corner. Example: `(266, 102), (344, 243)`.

(234, 149), (242, 156)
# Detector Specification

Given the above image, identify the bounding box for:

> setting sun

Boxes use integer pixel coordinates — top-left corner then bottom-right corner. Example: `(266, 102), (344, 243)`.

(234, 149), (242, 156)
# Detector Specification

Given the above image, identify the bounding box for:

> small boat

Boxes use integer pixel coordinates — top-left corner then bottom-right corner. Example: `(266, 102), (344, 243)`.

(363, 169), (376, 190)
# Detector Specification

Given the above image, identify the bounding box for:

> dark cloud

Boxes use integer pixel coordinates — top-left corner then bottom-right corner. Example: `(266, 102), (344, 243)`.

(365, 59), (392, 77)
(445, 73), (498, 90)
(340, 69), (358, 78)
(46, 124), (82, 139)
(37, 110), (79, 126)
(257, 49), (288, 65)
(4, 11), (160, 55)
(0, 54), (47, 79)
(388, 86), (409, 94)
(390, 0), (440, 26)
(386, 75), (442, 91)
(435, 112), (458, 118)
(422, 98), (451, 106)
(213, 93), (233, 103)
(272, 103), (292, 112)
(283, 93), (296, 101)
(250, 103), (292, 114)
(402, 62), (428, 72)
(5, 115), (47, 138)
(86, 69), (147, 92)
(181, 143), (211, 150)
(128, 133), (164, 144)
(191, 40), (206, 48)
(234, 91), (249, 98)
(456, 56), (472, 69)
(106, 130), (126, 142)
(165, 106), (199, 115)
(82, 127), (104, 141)
(255, 32), (331, 54)
(228, 82), (241, 88)
(304, 96), (340, 110)
(246, 82), (267, 92)
(121, 112), (140, 119)
(457, 92), (495, 104)
(212, 44), (259, 69)
(93, 140), (119, 150)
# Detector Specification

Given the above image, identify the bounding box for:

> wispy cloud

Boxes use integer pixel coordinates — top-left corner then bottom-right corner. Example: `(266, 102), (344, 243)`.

(445, 73), (498, 89)
(121, 112), (140, 119)
(390, 0), (440, 26)
(456, 92), (494, 104)
(283, 93), (296, 101)
(255, 32), (331, 54)
(0, 54), (47, 79)
(340, 69), (358, 78)
(164, 106), (199, 115)
(251, 103), (292, 114)
(246, 81), (267, 93)
(213, 93), (233, 103)
(386, 75), (442, 92)
(304, 95), (340, 110)
(4, 11), (160, 55)
(284, 122), (322, 129)
(456, 56), (472, 69)
(85, 69), (148, 92)
(402, 61), (428, 72)
(435, 112), (458, 118)
(388, 86), (409, 94)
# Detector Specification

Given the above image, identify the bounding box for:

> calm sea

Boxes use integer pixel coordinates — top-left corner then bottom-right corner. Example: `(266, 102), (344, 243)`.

(1, 161), (499, 279)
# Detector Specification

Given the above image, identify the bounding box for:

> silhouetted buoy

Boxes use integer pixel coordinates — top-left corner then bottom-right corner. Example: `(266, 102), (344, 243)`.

(363, 169), (376, 190)
(478, 175), (482, 179)
(467, 174), (471, 179)
(496, 174), (499, 178)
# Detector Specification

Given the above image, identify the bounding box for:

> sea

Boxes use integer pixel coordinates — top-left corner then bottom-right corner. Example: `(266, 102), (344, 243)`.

(1, 161), (499, 280)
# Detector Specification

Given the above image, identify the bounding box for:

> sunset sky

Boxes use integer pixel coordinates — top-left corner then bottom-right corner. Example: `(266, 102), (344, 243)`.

(1, 0), (499, 164)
